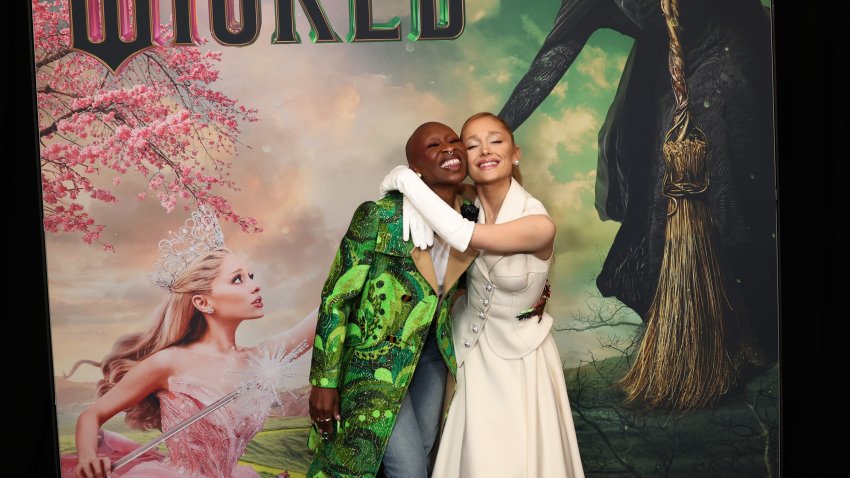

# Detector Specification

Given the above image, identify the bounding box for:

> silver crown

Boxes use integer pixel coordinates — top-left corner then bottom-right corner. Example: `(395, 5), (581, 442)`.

(151, 205), (226, 289)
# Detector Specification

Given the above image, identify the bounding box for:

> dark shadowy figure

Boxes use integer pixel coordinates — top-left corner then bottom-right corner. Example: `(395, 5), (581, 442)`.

(500, 0), (777, 372)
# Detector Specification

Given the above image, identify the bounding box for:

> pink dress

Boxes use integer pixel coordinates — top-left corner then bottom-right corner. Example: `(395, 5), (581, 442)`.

(62, 378), (276, 478)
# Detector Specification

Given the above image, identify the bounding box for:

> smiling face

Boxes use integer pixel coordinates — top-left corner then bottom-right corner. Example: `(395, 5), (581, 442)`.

(405, 122), (468, 188)
(461, 114), (520, 186)
(201, 252), (264, 321)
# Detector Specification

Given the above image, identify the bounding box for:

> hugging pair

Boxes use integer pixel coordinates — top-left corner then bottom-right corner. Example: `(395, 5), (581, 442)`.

(307, 114), (584, 478)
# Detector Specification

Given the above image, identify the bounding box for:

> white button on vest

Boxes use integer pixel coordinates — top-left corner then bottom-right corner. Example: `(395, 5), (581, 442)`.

(463, 339), (471, 347)
(472, 325), (480, 333)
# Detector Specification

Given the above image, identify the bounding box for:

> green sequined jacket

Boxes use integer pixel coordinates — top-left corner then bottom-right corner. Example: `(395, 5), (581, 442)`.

(307, 192), (476, 478)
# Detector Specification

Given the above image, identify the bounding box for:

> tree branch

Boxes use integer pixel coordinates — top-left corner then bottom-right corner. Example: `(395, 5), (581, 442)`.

(36, 49), (74, 69)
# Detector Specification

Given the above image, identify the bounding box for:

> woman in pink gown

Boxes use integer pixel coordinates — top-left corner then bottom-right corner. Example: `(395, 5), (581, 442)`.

(65, 207), (315, 478)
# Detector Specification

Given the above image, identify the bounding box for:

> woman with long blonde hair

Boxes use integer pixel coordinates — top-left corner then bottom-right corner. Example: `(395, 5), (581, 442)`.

(68, 207), (315, 478)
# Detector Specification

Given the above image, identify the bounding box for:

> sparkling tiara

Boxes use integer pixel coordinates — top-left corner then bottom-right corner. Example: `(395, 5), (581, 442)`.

(150, 205), (226, 289)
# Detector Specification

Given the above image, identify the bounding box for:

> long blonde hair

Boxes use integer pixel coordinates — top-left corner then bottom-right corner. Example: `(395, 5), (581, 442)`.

(95, 248), (231, 430)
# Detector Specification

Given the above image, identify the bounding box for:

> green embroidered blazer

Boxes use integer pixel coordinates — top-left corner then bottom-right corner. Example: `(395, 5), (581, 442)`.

(307, 191), (476, 478)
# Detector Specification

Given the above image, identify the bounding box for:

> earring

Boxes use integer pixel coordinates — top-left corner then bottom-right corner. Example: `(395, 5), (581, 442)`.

(206, 307), (215, 314)
(513, 160), (520, 166)
(412, 168), (422, 178)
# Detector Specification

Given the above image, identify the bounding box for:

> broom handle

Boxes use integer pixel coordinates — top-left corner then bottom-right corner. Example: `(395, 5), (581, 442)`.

(661, 0), (691, 142)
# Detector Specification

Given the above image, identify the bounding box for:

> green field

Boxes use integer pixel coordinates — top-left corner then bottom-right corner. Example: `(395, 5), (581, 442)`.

(58, 412), (313, 476)
(240, 416), (313, 476)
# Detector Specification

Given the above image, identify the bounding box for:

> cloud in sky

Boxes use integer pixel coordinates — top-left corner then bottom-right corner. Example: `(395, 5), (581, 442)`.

(576, 45), (614, 90)
(467, 0), (501, 23)
(613, 53), (628, 73)
(552, 82), (568, 100)
(520, 14), (546, 44)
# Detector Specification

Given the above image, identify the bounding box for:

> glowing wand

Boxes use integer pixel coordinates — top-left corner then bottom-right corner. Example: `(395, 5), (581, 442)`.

(111, 384), (253, 471)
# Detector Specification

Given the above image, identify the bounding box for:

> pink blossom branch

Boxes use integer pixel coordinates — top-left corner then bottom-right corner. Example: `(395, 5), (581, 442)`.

(32, 0), (262, 247)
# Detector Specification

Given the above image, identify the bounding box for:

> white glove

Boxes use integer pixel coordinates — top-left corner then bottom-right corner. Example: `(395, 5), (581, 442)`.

(379, 166), (475, 252)
(379, 165), (412, 197)
(403, 195), (434, 250)
(382, 165), (433, 250)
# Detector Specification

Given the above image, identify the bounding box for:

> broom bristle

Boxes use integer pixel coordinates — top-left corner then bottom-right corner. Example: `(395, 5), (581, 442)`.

(619, 137), (736, 410)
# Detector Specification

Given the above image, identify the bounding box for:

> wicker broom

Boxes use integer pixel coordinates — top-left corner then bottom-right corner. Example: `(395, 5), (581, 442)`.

(618, 0), (735, 409)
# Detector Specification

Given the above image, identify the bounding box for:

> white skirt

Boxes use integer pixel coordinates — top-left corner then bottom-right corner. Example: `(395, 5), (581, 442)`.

(433, 333), (584, 478)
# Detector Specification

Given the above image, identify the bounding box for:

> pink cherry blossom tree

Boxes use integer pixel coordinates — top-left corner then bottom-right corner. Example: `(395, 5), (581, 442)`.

(32, 0), (261, 250)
